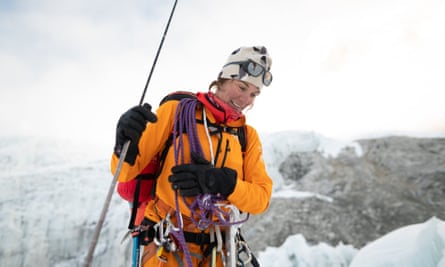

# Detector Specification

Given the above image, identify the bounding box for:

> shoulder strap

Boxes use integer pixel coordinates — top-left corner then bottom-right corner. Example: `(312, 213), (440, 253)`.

(238, 126), (247, 153)
(159, 91), (196, 105)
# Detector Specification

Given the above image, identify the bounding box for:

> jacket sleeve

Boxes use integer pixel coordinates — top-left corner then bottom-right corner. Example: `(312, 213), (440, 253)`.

(227, 125), (273, 214)
(110, 101), (177, 182)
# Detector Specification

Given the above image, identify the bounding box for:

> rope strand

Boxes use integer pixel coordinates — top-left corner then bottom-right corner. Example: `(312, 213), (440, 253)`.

(202, 108), (215, 165)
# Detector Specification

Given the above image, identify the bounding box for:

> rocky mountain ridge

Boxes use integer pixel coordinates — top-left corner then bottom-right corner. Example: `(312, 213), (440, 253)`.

(244, 136), (445, 253)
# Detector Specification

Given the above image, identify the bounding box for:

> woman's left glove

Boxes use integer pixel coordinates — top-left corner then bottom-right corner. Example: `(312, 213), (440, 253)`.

(168, 154), (237, 197)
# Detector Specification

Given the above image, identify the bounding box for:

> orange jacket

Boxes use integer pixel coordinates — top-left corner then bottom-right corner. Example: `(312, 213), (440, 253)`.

(111, 96), (272, 220)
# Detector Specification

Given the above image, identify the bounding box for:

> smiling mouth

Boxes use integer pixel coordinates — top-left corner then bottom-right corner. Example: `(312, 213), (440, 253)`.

(230, 100), (243, 111)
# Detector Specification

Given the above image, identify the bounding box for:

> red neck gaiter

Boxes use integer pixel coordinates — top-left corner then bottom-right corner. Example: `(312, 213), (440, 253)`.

(196, 92), (243, 124)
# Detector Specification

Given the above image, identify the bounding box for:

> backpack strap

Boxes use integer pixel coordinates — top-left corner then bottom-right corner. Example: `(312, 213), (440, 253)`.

(160, 91), (196, 105)
(237, 125), (247, 154)
(128, 175), (143, 229)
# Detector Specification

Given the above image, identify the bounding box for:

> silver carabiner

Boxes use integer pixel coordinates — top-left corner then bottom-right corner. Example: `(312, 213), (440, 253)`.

(236, 241), (252, 266)
(152, 221), (164, 247)
(153, 215), (178, 252)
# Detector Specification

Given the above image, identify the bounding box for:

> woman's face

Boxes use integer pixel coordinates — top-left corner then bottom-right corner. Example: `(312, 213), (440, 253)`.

(215, 80), (260, 112)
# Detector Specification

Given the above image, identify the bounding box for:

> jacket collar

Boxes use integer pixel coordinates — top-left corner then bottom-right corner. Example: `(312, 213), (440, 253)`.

(196, 92), (245, 126)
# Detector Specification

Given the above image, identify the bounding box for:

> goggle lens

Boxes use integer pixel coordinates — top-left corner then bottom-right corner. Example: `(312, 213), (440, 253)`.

(263, 71), (273, 86)
(245, 61), (264, 77)
(223, 60), (273, 86)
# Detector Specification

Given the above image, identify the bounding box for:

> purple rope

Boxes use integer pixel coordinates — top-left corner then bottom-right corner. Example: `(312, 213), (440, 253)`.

(172, 190), (193, 267)
(173, 98), (203, 165)
(184, 194), (249, 230)
(185, 99), (204, 158)
(171, 98), (202, 267)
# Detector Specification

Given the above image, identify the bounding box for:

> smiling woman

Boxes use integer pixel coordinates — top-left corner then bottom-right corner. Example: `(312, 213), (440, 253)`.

(111, 45), (274, 267)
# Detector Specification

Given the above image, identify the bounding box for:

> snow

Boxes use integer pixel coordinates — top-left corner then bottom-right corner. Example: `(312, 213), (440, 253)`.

(257, 217), (445, 267)
(0, 132), (444, 267)
(349, 217), (445, 267)
(259, 234), (357, 267)
(272, 187), (333, 202)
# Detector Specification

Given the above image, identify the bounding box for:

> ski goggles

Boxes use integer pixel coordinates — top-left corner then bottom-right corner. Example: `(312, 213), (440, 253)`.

(224, 60), (273, 86)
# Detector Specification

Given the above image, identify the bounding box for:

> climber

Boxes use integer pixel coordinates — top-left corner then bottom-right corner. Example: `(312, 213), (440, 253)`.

(111, 46), (273, 266)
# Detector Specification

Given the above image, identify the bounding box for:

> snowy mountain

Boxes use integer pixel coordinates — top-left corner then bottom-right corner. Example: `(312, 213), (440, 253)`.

(0, 133), (444, 267)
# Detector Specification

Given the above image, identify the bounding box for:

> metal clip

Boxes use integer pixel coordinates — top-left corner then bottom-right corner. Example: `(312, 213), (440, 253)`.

(153, 214), (178, 253)
(236, 240), (252, 266)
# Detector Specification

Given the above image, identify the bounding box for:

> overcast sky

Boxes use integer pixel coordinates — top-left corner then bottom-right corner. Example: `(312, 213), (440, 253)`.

(1, 0), (444, 146)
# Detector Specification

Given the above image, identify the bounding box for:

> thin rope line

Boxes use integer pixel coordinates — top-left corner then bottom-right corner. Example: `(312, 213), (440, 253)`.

(202, 108), (215, 165)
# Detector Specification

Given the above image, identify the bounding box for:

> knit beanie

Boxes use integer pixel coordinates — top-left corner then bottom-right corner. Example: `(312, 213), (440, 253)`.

(218, 46), (272, 90)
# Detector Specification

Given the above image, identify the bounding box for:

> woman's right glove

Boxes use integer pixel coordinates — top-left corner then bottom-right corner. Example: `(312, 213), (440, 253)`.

(168, 154), (237, 197)
(114, 103), (157, 165)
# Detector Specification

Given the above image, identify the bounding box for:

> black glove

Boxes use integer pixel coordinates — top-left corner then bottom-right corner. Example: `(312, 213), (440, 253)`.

(114, 103), (157, 165)
(168, 153), (237, 197)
